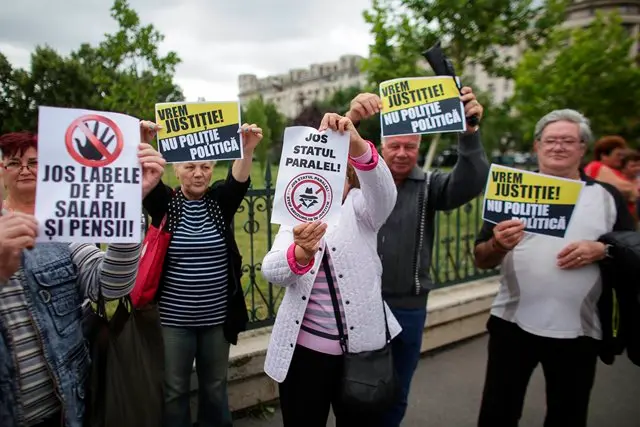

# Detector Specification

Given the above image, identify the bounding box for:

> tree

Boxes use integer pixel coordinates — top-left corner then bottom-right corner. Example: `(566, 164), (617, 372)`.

(264, 101), (286, 162)
(243, 97), (272, 171)
(361, 0), (429, 86)
(362, 0), (568, 86)
(0, 0), (183, 133)
(71, 0), (183, 120)
(512, 12), (640, 143)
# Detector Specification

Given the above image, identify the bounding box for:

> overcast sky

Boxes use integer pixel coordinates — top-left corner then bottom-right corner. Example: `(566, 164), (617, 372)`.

(0, 0), (374, 101)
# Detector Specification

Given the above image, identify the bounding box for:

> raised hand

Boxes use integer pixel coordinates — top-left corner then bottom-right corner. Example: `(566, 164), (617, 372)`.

(319, 112), (369, 158)
(138, 143), (166, 199)
(75, 120), (115, 160)
(0, 212), (38, 282)
(293, 221), (328, 265)
(345, 93), (382, 123)
(240, 123), (263, 155)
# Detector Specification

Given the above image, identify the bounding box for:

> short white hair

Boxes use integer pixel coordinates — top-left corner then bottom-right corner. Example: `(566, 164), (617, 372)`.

(534, 109), (593, 143)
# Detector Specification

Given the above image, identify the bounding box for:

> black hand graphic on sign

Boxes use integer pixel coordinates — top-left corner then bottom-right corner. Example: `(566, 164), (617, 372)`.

(74, 121), (115, 160)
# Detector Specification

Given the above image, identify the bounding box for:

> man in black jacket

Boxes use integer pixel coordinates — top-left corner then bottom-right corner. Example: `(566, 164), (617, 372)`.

(346, 87), (488, 427)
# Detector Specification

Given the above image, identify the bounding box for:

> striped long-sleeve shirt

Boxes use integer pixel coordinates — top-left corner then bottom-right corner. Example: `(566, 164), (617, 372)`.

(158, 198), (229, 327)
(295, 253), (346, 355)
(0, 242), (141, 426)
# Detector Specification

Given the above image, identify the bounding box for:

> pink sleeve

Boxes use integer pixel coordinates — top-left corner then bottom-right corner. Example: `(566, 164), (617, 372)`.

(349, 140), (379, 172)
(287, 243), (314, 275)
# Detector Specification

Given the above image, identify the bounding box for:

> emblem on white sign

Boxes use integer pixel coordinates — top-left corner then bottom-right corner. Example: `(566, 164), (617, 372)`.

(271, 127), (349, 226)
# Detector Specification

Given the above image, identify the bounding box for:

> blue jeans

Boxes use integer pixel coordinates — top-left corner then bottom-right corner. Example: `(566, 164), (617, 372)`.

(162, 325), (232, 427)
(383, 307), (427, 427)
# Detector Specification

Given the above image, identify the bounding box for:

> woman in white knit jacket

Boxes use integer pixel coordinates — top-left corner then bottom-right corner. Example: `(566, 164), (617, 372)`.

(261, 112), (401, 427)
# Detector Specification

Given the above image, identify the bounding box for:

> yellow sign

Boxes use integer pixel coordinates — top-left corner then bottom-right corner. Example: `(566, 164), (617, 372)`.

(154, 101), (242, 164)
(482, 164), (585, 238)
(155, 101), (239, 139)
(380, 76), (460, 113)
(378, 76), (465, 138)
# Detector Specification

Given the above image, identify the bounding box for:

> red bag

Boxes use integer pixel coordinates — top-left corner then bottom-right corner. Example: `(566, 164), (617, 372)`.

(131, 215), (171, 308)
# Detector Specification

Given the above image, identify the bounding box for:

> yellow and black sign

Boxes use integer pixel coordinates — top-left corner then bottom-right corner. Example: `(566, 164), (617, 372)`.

(379, 76), (465, 138)
(154, 101), (242, 163)
(482, 164), (585, 238)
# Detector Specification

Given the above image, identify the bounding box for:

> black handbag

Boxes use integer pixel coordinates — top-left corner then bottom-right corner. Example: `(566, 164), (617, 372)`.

(322, 253), (399, 412)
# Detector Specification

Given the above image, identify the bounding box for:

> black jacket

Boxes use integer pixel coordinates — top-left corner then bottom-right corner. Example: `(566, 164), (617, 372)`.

(597, 230), (640, 367)
(143, 169), (250, 345)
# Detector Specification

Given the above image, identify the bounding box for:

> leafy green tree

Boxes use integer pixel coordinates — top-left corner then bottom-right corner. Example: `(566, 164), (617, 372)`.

(243, 97), (272, 171)
(264, 102), (286, 151)
(362, 0), (568, 86)
(71, 0), (183, 120)
(0, 0), (183, 133)
(512, 11), (640, 143)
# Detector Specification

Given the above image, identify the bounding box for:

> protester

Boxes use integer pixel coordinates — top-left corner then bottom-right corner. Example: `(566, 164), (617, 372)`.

(344, 87), (487, 426)
(584, 135), (637, 201)
(619, 149), (640, 222)
(142, 123), (262, 427)
(261, 112), (401, 427)
(473, 109), (635, 427)
(0, 122), (164, 427)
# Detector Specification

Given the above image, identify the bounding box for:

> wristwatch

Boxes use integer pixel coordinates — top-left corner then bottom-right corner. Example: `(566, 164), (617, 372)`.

(604, 244), (614, 259)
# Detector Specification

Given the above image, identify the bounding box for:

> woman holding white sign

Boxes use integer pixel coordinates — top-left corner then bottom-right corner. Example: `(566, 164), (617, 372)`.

(0, 123), (164, 427)
(142, 123), (262, 427)
(262, 113), (401, 427)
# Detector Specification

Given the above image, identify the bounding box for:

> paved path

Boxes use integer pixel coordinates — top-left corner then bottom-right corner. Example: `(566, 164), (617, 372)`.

(234, 334), (640, 426)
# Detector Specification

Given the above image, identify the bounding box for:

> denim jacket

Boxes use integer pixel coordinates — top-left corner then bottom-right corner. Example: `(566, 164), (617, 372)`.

(0, 243), (90, 427)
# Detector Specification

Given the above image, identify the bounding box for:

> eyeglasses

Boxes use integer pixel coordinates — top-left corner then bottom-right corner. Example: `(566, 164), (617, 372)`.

(540, 138), (582, 148)
(4, 159), (38, 172)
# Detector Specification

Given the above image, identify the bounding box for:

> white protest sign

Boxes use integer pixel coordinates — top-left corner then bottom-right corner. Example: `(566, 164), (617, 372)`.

(271, 127), (349, 226)
(35, 106), (142, 244)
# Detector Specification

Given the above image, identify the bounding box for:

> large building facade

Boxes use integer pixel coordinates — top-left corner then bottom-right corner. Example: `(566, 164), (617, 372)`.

(470, 0), (640, 103)
(238, 55), (367, 118)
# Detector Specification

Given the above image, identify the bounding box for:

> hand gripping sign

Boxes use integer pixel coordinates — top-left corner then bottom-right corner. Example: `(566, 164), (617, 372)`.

(271, 127), (350, 226)
(35, 106), (142, 244)
(482, 164), (585, 238)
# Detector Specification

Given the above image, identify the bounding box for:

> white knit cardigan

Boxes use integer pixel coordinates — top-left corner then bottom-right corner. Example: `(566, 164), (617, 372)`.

(261, 144), (402, 383)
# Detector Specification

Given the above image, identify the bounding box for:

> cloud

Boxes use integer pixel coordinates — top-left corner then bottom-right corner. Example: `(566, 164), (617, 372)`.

(0, 0), (373, 100)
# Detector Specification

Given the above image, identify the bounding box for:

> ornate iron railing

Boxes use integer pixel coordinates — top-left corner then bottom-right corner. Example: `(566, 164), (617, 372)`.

(234, 162), (499, 330)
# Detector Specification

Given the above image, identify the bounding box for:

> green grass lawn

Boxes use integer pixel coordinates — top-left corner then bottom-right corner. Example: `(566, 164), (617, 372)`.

(113, 161), (494, 324)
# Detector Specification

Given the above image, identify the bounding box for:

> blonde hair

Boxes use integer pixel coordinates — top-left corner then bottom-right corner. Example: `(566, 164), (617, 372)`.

(346, 163), (360, 189)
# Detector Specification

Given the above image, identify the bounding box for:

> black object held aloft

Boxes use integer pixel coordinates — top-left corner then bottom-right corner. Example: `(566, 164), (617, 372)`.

(423, 41), (479, 127)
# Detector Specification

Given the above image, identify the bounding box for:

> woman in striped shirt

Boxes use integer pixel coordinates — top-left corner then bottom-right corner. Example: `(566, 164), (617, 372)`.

(143, 123), (262, 427)
(262, 112), (402, 427)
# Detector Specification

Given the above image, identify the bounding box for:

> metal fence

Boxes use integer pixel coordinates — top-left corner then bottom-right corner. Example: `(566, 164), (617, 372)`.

(234, 162), (499, 330)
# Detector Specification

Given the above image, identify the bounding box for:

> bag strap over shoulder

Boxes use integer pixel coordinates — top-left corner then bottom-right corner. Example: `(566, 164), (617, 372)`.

(322, 253), (391, 353)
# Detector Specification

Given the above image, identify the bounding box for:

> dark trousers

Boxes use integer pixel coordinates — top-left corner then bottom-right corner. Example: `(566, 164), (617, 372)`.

(381, 307), (427, 427)
(279, 345), (381, 427)
(162, 325), (232, 427)
(478, 316), (599, 427)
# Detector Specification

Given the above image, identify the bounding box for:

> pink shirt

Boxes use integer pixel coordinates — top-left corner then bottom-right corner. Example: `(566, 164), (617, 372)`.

(287, 143), (376, 354)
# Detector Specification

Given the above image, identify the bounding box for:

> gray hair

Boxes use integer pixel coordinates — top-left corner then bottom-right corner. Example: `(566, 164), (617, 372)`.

(533, 109), (593, 143)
